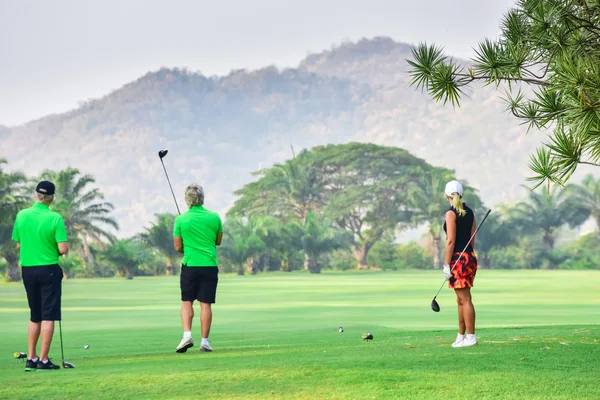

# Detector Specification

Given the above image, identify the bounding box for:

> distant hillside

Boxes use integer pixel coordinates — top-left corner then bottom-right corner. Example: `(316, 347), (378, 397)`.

(2, 36), (589, 238)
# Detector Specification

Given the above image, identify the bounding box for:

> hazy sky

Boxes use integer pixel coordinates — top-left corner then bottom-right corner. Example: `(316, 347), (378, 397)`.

(1, 0), (517, 126)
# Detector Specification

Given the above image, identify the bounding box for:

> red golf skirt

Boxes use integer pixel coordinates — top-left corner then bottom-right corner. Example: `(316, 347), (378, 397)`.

(448, 251), (478, 289)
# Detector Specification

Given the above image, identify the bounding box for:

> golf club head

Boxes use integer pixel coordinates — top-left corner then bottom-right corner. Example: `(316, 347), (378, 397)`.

(431, 298), (440, 312)
(13, 352), (27, 359)
(158, 149), (168, 159)
(62, 361), (75, 369)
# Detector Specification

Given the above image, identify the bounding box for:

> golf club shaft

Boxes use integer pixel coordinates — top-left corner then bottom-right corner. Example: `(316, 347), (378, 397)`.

(59, 320), (65, 366)
(433, 209), (491, 298)
(160, 159), (181, 215)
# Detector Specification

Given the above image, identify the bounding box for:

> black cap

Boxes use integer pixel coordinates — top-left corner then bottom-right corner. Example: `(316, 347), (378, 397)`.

(35, 181), (55, 195)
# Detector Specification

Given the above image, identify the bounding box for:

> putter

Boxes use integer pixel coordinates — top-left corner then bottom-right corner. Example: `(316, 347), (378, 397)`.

(59, 320), (75, 368)
(431, 209), (491, 312)
(158, 149), (181, 215)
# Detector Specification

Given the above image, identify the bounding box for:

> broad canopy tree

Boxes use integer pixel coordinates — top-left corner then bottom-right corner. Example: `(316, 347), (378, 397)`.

(230, 142), (435, 270)
(408, 0), (600, 192)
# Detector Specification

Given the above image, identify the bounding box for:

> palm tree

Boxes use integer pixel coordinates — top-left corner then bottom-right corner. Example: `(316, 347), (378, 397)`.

(0, 159), (27, 282)
(140, 213), (180, 276)
(229, 148), (324, 270)
(99, 238), (153, 279)
(220, 217), (267, 275)
(39, 168), (119, 271)
(566, 174), (600, 232)
(509, 187), (588, 268)
(300, 212), (352, 273)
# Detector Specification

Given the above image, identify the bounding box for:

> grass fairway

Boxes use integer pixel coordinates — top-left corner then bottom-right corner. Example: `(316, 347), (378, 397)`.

(1, 270), (599, 399)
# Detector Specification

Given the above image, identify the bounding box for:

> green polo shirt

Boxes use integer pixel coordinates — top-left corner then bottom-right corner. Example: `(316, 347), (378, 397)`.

(173, 205), (223, 267)
(11, 203), (68, 267)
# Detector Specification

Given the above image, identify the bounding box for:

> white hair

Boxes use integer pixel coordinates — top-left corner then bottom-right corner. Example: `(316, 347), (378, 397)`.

(185, 184), (204, 207)
(34, 192), (54, 204)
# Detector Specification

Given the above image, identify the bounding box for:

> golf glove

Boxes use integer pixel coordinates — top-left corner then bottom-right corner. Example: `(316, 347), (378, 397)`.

(443, 265), (452, 280)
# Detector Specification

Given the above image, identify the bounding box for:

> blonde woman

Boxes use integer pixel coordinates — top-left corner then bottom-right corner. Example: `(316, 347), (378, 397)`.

(442, 180), (478, 348)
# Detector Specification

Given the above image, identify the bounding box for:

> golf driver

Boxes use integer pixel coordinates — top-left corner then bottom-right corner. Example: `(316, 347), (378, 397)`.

(59, 320), (75, 368)
(431, 209), (491, 312)
(158, 149), (181, 215)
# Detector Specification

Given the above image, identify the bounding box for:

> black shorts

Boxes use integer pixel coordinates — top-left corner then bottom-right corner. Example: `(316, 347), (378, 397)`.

(180, 265), (219, 304)
(21, 265), (63, 322)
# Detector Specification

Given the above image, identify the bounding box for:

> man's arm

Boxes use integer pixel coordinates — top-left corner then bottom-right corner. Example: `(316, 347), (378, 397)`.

(16, 242), (20, 251)
(174, 236), (184, 253)
(55, 216), (69, 255)
(215, 232), (223, 246)
(58, 242), (69, 255)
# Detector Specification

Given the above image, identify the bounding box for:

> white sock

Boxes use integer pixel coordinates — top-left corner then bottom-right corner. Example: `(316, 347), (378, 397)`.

(31, 357), (39, 362)
(42, 359), (48, 364)
(183, 331), (192, 340)
(467, 334), (476, 341)
(456, 333), (465, 339)
(201, 338), (209, 345)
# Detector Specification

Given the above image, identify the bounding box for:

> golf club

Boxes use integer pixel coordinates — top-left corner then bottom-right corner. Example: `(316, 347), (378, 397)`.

(13, 352), (27, 359)
(59, 320), (75, 368)
(158, 149), (181, 215)
(431, 209), (491, 312)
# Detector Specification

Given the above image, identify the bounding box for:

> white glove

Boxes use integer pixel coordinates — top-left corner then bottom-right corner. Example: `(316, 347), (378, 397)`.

(443, 265), (452, 280)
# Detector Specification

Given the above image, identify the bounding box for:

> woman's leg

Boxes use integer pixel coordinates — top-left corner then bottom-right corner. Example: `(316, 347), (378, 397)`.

(456, 294), (466, 335)
(455, 288), (475, 334)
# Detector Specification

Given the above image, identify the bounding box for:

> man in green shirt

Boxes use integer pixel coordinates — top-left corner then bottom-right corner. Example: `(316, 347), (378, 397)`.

(173, 183), (223, 353)
(12, 181), (69, 371)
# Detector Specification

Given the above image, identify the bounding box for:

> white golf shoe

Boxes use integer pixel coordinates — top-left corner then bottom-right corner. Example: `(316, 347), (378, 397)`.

(456, 335), (478, 347)
(451, 334), (466, 348)
(200, 341), (213, 352)
(176, 337), (194, 353)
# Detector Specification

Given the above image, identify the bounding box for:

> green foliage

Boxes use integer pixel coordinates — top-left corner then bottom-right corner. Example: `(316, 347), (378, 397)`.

(220, 217), (268, 275)
(407, 0), (600, 190)
(0, 159), (28, 282)
(311, 142), (431, 268)
(396, 242), (434, 270)
(140, 213), (180, 275)
(328, 249), (355, 271)
(507, 187), (589, 256)
(59, 253), (86, 279)
(300, 212), (352, 273)
(228, 149), (323, 222)
(40, 167), (119, 245)
(488, 236), (546, 269)
(99, 238), (154, 279)
(553, 232), (600, 270)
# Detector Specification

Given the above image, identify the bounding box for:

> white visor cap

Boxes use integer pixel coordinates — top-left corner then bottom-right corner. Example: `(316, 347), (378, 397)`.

(444, 180), (464, 197)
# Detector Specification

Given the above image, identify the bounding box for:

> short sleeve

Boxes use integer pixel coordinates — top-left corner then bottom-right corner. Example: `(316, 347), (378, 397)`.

(11, 217), (20, 242)
(55, 216), (68, 243)
(173, 216), (181, 237)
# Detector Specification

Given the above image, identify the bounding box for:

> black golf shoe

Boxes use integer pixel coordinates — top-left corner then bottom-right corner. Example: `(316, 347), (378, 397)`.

(25, 359), (37, 372)
(36, 359), (60, 370)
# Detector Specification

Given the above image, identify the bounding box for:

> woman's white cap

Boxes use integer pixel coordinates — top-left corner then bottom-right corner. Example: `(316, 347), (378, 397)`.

(444, 180), (463, 197)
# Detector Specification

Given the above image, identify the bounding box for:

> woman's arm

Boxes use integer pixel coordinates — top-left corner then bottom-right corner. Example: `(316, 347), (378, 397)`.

(444, 211), (456, 266)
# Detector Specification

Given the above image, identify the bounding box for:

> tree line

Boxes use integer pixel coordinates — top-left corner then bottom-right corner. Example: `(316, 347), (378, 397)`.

(2, 142), (600, 281)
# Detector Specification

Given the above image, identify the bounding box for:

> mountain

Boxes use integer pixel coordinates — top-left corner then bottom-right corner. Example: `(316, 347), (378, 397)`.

(2, 36), (593, 239)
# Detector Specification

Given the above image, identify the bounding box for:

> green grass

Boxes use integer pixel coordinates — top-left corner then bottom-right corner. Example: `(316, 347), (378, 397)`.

(1, 270), (599, 399)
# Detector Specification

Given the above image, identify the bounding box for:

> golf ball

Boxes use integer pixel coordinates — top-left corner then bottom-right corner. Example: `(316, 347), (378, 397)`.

(84, 344), (90, 350)
(339, 327), (344, 333)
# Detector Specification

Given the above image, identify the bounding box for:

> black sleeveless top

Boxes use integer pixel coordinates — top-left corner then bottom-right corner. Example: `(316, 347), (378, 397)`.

(443, 203), (474, 253)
